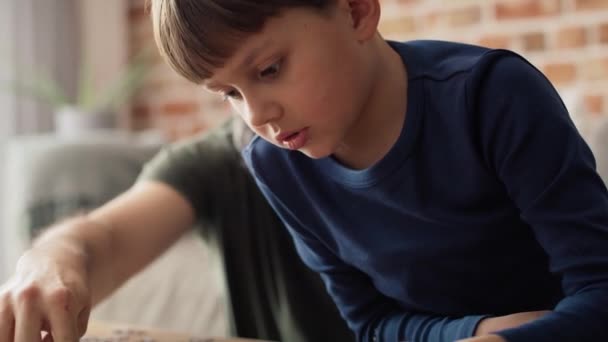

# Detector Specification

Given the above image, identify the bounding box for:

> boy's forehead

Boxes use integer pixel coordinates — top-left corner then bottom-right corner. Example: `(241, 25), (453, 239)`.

(235, 37), (276, 70)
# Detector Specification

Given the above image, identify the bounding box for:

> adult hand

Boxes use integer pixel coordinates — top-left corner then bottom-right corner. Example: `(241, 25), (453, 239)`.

(0, 247), (91, 341)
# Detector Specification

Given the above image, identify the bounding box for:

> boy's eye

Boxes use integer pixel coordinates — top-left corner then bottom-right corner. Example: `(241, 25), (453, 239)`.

(259, 60), (281, 79)
(222, 89), (242, 101)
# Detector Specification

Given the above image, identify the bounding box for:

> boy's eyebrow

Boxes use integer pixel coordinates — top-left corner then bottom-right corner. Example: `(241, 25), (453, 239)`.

(204, 83), (223, 91)
(205, 38), (275, 89)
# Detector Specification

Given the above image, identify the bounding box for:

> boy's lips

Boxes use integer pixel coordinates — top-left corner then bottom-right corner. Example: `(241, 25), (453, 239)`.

(276, 128), (309, 150)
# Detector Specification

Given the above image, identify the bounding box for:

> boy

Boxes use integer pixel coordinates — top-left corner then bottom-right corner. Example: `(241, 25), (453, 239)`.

(152, 0), (608, 341)
(0, 118), (354, 341)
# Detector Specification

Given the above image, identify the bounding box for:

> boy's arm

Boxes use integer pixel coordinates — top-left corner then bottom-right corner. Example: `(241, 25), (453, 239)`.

(472, 53), (608, 341)
(253, 180), (493, 342)
(254, 182), (555, 342)
(458, 336), (505, 342)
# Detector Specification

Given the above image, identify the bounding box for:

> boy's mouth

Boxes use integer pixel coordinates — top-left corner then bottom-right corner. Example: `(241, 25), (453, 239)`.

(277, 128), (309, 150)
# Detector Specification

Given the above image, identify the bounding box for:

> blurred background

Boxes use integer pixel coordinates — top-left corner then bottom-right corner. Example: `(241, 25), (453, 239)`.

(2, 0), (605, 141)
(0, 0), (607, 337)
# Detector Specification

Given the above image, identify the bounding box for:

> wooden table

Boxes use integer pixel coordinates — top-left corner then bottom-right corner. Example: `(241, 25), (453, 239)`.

(81, 321), (271, 342)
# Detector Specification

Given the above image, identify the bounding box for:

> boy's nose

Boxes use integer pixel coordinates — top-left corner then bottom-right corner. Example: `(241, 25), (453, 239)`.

(247, 100), (282, 127)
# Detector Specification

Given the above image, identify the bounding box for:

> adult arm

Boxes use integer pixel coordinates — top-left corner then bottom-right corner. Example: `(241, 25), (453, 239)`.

(0, 181), (195, 341)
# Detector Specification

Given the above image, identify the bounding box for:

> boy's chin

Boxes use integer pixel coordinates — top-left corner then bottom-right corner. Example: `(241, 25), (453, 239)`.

(297, 146), (333, 159)
(271, 139), (333, 159)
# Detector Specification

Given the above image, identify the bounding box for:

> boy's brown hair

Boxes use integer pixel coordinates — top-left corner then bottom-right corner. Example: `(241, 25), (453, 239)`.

(150, 0), (335, 84)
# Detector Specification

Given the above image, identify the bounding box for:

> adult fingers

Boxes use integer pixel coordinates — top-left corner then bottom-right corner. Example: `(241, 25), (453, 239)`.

(12, 286), (42, 342)
(0, 292), (15, 342)
(43, 287), (78, 342)
(76, 306), (90, 338)
(41, 331), (53, 342)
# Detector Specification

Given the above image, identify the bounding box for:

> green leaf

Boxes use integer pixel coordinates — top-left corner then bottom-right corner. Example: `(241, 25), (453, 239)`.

(0, 46), (155, 113)
(77, 62), (95, 110)
(94, 47), (154, 112)
(2, 72), (68, 108)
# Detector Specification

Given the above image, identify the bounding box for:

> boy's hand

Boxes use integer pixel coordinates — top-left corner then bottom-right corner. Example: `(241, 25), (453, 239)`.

(456, 335), (506, 342)
(474, 310), (551, 336)
(455, 310), (550, 341)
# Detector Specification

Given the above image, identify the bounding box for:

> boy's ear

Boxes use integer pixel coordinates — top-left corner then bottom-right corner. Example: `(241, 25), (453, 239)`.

(339, 0), (381, 42)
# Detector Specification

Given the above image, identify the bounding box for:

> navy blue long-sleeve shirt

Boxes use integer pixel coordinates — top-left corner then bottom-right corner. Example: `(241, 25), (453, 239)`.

(242, 40), (608, 342)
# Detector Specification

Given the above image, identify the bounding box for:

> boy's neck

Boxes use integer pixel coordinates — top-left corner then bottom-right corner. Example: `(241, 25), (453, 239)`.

(333, 37), (408, 170)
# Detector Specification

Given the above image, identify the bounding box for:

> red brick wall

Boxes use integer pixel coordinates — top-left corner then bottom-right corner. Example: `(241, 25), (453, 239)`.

(128, 0), (230, 140)
(128, 0), (608, 140)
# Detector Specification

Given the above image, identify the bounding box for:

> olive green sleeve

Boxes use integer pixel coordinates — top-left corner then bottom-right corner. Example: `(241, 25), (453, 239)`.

(137, 119), (243, 230)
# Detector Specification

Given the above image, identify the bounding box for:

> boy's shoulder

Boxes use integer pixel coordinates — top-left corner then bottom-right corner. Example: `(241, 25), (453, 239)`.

(390, 39), (514, 82)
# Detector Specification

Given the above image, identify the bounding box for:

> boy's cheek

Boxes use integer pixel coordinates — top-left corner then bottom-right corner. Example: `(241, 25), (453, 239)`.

(230, 102), (247, 118)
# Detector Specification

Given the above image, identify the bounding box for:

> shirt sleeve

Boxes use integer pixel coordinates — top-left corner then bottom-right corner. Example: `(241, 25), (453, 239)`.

(472, 53), (608, 341)
(137, 121), (242, 231)
(249, 175), (489, 342)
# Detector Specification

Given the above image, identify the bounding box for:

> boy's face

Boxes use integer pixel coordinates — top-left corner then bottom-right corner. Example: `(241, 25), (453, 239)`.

(203, 3), (377, 159)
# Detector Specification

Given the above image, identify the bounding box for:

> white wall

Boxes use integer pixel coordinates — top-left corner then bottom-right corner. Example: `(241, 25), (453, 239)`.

(0, 0), (81, 280)
(0, 0), (17, 282)
(0, 0), (129, 281)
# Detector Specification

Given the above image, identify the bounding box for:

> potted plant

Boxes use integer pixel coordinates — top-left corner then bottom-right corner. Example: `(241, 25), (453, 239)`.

(5, 48), (152, 137)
